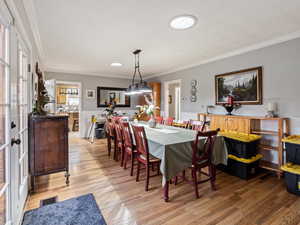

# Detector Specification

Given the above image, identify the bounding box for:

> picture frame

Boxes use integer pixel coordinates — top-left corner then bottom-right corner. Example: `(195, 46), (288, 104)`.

(215, 67), (263, 105)
(86, 89), (96, 99)
(97, 87), (131, 107)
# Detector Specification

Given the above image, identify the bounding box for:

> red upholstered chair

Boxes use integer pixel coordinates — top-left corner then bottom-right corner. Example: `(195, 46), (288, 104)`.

(122, 122), (137, 176)
(106, 120), (117, 158)
(114, 123), (124, 164)
(132, 125), (161, 191)
(164, 117), (174, 126)
(190, 129), (219, 198)
(155, 116), (164, 124)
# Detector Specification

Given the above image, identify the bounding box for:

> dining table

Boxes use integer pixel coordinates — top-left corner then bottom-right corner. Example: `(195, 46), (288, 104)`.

(131, 122), (228, 202)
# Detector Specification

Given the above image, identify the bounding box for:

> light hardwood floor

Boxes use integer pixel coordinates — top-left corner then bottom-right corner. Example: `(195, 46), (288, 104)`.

(25, 137), (300, 225)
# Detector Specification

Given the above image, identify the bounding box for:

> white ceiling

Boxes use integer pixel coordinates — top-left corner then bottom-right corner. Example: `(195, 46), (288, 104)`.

(28, 0), (300, 78)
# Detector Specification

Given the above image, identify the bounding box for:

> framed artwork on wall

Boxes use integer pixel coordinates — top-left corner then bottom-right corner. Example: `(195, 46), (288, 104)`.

(215, 66), (263, 105)
(86, 89), (96, 99)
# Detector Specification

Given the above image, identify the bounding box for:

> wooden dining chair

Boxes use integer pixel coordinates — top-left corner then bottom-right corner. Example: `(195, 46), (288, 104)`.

(164, 117), (174, 126)
(190, 120), (208, 132)
(190, 129), (219, 198)
(132, 125), (161, 191)
(122, 122), (137, 176)
(106, 120), (116, 158)
(114, 122), (124, 165)
(182, 121), (190, 129)
(155, 116), (164, 124)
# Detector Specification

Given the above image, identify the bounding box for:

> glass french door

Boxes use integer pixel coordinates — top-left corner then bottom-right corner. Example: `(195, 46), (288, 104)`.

(0, 17), (11, 225)
(16, 42), (29, 205)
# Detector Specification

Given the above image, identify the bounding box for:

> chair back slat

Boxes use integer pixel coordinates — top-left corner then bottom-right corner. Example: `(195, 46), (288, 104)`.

(190, 120), (209, 132)
(164, 117), (174, 126)
(155, 116), (164, 124)
(115, 123), (123, 145)
(192, 129), (219, 165)
(122, 122), (133, 150)
(132, 125), (149, 161)
(106, 120), (116, 137)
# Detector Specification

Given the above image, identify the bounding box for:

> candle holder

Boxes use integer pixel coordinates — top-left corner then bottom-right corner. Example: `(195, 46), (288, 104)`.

(222, 103), (241, 115)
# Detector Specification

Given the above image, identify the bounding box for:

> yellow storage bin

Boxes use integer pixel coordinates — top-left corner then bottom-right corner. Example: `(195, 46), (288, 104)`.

(281, 163), (300, 175)
(282, 135), (300, 145)
(281, 163), (300, 196)
(228, 154), (263, 164)
(219, 131), (261, 142)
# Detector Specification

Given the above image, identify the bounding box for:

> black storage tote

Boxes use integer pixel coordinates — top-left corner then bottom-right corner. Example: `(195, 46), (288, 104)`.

(220, 132), (261, 159)
(283, 136), (300, 164)
(281, 163), (300, 196)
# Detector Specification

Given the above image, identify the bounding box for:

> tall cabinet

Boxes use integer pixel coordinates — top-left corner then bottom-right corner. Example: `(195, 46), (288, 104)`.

(138, 82), (161, 120)
(29, 114), (70, 191)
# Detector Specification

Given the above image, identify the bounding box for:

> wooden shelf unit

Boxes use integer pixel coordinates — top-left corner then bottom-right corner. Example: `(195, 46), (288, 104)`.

(198, 113), (290, 177)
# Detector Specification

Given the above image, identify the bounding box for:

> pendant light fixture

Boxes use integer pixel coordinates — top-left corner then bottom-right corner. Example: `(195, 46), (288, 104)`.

(125, 49), (152, 95)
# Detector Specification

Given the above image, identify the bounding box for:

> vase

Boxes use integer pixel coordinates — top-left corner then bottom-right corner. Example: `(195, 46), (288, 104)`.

(148, 115), (156, 128)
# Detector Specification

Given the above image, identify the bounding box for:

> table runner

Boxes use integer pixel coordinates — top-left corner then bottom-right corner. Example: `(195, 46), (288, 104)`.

(132, 123), (228, 185)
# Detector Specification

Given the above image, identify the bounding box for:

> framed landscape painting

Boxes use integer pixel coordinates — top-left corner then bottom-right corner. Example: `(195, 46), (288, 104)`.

(215, 67), (262, 105)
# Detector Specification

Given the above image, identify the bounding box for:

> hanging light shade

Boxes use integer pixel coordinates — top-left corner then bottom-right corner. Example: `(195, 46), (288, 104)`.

(138, 81), (152, 93)
(125, 49), (152, 95)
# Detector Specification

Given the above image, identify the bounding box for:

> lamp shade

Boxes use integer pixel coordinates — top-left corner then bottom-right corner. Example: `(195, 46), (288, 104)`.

(138, 81), (152, 93)
(267, 102), (277, 111)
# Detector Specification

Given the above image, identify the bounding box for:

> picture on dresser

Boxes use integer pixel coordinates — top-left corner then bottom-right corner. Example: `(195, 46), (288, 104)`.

(215, 66), (262, 105)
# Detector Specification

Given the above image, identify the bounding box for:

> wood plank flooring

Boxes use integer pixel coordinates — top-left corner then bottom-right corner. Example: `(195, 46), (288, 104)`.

(25, 137), (300, 225)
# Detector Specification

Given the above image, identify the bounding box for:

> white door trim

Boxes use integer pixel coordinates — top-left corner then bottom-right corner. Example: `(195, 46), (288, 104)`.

(163, 79), (181, 119)
(55, 80), (82, 133)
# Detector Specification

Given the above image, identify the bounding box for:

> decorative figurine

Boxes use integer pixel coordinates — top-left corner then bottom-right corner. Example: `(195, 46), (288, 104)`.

(33, 62), (50, 115)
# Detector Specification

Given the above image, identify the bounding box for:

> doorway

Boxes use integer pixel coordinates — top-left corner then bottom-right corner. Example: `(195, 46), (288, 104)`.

(49, 81), (82, 138)
(164, 80), (181, 121)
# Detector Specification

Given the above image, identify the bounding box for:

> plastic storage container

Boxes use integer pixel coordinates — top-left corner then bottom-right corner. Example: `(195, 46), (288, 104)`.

(282, 136), (300, 164)
(223, 154), (263, 180)
(95, 122), (105, 139)
(281, 163), (300, 196)
(220, 131), (261, 159)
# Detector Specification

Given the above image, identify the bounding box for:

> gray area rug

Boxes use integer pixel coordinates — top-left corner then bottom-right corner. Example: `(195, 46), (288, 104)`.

(22, 193), (107, 225)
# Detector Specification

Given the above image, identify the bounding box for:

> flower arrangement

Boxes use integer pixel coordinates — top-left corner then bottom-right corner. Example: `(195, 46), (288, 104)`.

(104, 101), (116, 117)
(137, 94), (159, 116)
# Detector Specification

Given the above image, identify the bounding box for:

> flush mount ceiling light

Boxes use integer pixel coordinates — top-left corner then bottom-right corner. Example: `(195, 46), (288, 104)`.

(170, 15), (197, 30)
(110, 62), (122, 67)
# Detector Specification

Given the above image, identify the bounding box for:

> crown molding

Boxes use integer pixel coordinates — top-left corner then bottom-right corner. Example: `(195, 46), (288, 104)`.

(23, 0), (46, 62)
(145, 30), (300, 79)
(45, 64), (131, 80)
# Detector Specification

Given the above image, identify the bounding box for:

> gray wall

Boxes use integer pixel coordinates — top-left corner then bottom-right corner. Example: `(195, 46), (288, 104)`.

(45, 72), (138, 111)
(149, 38), (300, 133)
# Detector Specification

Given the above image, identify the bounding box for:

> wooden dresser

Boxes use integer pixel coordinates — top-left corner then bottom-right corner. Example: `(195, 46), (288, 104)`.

(138, 82), (161, 120)
(198, 113), (290, 177)
(29, 114), (70, 191)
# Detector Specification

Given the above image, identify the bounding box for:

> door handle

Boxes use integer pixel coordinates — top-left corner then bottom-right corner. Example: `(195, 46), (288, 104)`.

(11, 138), (21, 146)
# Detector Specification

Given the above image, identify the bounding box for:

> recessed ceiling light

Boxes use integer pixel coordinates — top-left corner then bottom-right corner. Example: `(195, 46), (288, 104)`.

(110, 62), (122, 67)
(170, 15), (197, 30)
